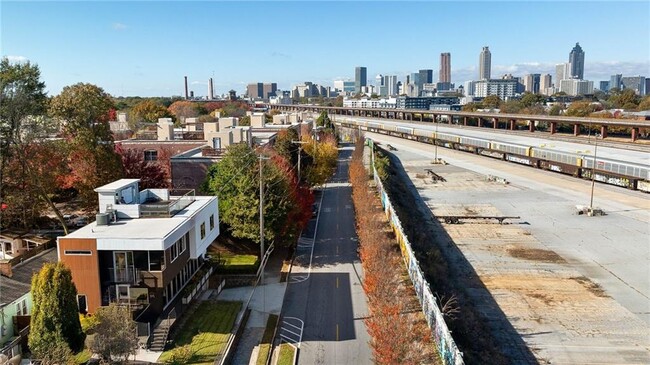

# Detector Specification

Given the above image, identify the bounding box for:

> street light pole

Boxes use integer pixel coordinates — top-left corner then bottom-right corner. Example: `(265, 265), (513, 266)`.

(589, 133), (598, 213)
(291, 140), (309, 183)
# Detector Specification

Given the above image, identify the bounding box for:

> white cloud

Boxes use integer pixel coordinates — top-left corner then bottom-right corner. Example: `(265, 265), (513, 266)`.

(5, 55), (28, 63)
(191, 81), (208, 85)
(112, 22), (128, 30)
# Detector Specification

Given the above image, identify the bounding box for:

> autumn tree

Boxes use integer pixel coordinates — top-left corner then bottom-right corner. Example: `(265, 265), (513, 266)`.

(30, 263), (86, 356)
(482, 95), (501, 109)
(638, 96), (650, 111)
(273, 128), (300, 166)
(168, 100), (199, 122)
(49, 83), (124, 210)
(116, 144), (170, 189)
(90, 303), (139, 362)
(302, 133), (338, 187)
(565, 101), (598, 117)
(609, 88), (639, 109)
(130, 99), (172, 125)
(0, 58), (73, 231)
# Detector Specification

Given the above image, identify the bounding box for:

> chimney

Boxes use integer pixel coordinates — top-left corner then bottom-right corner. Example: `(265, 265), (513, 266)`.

(184, 76), (189, 99)
(208, 78), (214, 100)
(0, 261), (12, 277)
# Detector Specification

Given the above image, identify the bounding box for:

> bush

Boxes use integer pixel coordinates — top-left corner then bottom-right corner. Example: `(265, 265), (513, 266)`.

(163, 344), (193, 365)
(79, 314), (99, 334)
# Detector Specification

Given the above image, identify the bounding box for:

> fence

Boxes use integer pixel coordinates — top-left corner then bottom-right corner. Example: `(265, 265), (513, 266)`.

(372, 153), (464, 365)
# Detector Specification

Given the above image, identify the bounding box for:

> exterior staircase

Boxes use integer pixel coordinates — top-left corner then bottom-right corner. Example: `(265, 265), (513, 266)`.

(149, 309), (176, 352)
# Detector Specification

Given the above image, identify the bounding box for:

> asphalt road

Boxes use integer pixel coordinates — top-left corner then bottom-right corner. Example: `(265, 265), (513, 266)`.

(280, 145), (373, 365)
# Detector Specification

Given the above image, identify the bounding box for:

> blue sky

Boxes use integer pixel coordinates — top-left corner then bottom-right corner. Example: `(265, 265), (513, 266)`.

(2, 1), (649, 97)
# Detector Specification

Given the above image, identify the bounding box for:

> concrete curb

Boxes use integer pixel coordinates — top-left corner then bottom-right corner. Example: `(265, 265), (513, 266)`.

(217, 307), (251, 365)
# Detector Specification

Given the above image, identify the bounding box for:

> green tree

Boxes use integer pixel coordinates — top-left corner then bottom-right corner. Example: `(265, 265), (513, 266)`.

(202, 144), (290, 244)
(90, 303), (139, 362)
(238, 115), (251, 126)
(30, 263), (86, 355)
(316, 111), (332, 129)
(0, 57), (48, 220)
(49, 83), (123, 210)
(520, 92), (544, 108)
(462, 102), (482, 112)
(482, 95), (501, 109)
(273, 128), (300, 166)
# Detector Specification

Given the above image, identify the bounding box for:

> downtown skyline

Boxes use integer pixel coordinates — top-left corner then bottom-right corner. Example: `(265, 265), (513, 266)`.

(2, 1), (649, 97)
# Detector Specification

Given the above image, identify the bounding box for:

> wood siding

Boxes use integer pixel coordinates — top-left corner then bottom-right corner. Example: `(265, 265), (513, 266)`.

(57, 238), (101, 313)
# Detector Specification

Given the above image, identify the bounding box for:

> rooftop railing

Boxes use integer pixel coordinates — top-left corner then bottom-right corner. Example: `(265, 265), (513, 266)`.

(139, 189), (195, 218)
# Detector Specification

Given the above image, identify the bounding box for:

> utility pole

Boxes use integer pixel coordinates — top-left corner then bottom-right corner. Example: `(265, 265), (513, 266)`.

(291, 140), (309, 183)
(589, 134), (598, 214)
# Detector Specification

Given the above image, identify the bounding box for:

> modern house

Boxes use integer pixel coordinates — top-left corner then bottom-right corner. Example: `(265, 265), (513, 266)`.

(0, 248), (58, 361)
(57, 179), (219, 325)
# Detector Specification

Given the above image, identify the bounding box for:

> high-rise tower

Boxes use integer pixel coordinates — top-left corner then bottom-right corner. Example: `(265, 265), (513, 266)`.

(569, 43), (585, 80)
(479, 46), (491, 80)
(355, 67), (367, 94)
(439, 52), (451, 83)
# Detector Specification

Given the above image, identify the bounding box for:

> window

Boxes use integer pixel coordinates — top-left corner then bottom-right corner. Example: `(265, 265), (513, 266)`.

(144, 150), (158, 161)
(170, 244), (178, 263)
(77, 295), (88, 314)
(209, 214), (215, 231)
(200, 223), (206, 240)
(15, 299), (27, 316)
(64, 250), (92, 255)
(149, 251), (164, 271)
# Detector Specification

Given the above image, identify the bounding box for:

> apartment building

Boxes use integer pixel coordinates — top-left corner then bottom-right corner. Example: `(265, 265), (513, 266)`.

(57, 179), (219, 322)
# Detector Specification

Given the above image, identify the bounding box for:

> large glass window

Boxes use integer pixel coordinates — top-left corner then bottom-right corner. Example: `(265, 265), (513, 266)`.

(209, 215), (215, 230)
(200, 223), (206, 239)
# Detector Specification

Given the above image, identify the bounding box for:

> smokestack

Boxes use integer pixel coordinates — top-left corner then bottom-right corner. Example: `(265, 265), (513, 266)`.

(208, 78), (214, 100)
(184, 76), (189, 99)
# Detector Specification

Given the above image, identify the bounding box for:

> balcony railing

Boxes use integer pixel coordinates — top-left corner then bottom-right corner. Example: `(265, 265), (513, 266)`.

(107, 266), (141, 284)
(139, 189), (195, 218)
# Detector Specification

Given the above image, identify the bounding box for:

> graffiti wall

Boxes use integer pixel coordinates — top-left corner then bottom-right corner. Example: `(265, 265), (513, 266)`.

(373, 163), (464, 365)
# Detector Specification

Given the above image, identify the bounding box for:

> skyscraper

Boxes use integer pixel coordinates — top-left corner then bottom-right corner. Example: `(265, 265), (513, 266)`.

(540, 74), (552, 94)
(569, 43), (585, 80)
(419, 69), (433, 83)
(556, 63), (571, 85)
(610, 74), (622, 90)
(479, 46), (491, 80)
(439, 53), (451, 83)
(355, 67), (367, 94)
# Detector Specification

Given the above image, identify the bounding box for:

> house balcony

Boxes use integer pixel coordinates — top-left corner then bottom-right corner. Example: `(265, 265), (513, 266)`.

(139, 189), (196, 218)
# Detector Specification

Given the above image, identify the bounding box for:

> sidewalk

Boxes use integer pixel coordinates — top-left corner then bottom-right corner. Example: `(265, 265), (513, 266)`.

(213, 247), (288, 365)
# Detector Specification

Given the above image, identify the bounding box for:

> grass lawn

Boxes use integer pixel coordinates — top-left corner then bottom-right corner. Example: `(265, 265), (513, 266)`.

(277, 343), (296, 365)
(214, 254), (259, 273)
(255, 314), (278, 365)
(158, 301), (242, 365)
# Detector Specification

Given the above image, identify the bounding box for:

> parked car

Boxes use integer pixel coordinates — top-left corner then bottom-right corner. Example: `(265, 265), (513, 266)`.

(75, 217), (88, 227)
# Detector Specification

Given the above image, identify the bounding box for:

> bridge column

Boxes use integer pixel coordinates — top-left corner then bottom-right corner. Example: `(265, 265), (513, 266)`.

(492, 117), (498, 129)
(447, 115), (452, 124)
(573, 124), (580, 136)
(463, 116), (468, 126)
(419, 114), (423, 122)
(631, 127), (639, 141)
(600, 125), (608, 139)
(509, 119), (516, 130)
(550, 122), (557, 134)
(477, 118), (483, 127)
(529, 120), (536, 132)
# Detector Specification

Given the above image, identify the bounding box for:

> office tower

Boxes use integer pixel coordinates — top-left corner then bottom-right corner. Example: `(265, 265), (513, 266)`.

(464, 80), (475, 96)
(559, 79), (594, 96)
(246, 83), (263, 98)
(383, 75), (398, 96)
(479, 46), (491, 80)
(355, 67), (367, 94)
(610, 74), (623, 90)
(418, 69), (433, 84)
(569, 43), (585, 80)
(262, 83), (277, 99)
(523, 74), (541, 93)
(439, 53), (451, 83)
(540, 74), (552, 92)
(599, 81), (610, 92)
(556, 63), (571, 85)
(621, 76), (646, 95)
